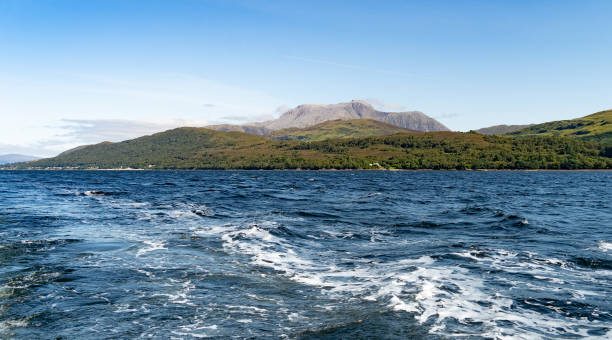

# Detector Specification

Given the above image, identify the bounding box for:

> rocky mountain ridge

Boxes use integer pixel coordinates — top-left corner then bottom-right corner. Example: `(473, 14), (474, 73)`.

(207, 100), (449, 134)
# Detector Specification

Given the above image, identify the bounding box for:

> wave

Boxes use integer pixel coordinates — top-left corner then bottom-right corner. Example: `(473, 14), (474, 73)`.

(599, 241), (612, 252)
(358, 192), (381, 199)
(136, 240), (167, 257)
(571, 256), (612, 270)
(218, 222), (611, 339)
(82, 190), (126, 196)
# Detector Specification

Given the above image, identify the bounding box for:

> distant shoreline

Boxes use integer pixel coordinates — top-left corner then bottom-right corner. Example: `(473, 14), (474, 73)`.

(2, 168), (611, 172)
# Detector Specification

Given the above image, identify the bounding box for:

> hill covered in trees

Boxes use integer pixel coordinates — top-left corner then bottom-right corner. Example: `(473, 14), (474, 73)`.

(475, 124), (534, 135)
(10, 127), (612, 170)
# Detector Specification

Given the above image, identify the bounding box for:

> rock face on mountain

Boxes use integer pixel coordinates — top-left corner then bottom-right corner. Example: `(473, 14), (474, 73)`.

(207, 100), (449, 134)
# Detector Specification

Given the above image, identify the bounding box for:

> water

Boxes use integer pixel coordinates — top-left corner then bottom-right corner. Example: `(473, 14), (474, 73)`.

(0, 170), (611, 339)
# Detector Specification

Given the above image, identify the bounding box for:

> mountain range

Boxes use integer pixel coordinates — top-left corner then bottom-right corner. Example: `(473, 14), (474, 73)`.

(3, 103), (612, 170)
(7, 121), (611, 170)
(0, 154), (40, 165)
(207, 100), (449, 134)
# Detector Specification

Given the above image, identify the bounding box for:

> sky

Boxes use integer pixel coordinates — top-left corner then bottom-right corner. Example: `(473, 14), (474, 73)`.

(1, 0), (611, 157)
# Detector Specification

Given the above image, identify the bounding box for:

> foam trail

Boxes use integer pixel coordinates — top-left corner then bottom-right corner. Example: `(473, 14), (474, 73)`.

(220, 223), (612, 339)
(136, 240), (167, 257)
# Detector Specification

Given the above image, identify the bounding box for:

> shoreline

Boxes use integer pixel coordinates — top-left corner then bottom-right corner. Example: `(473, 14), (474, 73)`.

(1, 168), (611, 172)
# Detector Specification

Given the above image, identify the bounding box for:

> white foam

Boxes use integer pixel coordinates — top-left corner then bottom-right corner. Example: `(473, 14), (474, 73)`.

(195, 224), (235, 236)
(598, 241), (612, 252)
(0, 319), (29, 335)
(172, 324), (218, 339)
(123, 202), (148, 208)
(166, 209), (198, 220)
(113, 304), (138, 313)
(84, 190), (106, 196)
(389, 294), (418, 313)
(136, 240), (167, 257)
(219, 222), (612, 338)
(226, 305), (267, 314)
(109, 200), (213, 222)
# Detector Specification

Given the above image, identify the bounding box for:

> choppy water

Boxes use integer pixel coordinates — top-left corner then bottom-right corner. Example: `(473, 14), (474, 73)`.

(0, 170), (611, 339)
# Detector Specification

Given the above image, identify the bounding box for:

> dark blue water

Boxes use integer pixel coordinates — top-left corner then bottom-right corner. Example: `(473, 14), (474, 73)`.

(0, 171), (610, 339)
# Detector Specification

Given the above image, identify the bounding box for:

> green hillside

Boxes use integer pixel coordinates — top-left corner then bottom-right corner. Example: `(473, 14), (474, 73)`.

(475, 124), (534, 135)
(266, 119), (412, 141)
(10, 127), (612, 170)
(28, 127), (268, 169)
(507, 110), (612, 143)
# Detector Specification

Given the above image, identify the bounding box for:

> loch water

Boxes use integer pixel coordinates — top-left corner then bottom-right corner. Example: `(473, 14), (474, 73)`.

(0, 170), (610, 339)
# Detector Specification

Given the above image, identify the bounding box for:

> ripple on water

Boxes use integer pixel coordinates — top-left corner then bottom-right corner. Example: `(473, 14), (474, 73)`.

(0, 171), (610, 339)
(217, 220), (612, 339)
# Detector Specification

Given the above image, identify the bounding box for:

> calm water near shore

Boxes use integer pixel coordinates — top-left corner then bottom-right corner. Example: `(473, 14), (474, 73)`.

(0, 170), (610, 339)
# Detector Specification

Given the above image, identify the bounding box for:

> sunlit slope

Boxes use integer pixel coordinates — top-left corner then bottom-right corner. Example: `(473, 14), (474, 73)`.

(266, 119), (413, 141)
(507, 110), (612, 143)
(30, 127), (268, 169)
(475, 125), (534, 135)
(15, 127), (612, 170)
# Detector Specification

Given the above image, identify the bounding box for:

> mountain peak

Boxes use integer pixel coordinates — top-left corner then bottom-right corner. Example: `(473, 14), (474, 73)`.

(208, 101), (449, 133)
(264, 101), (447, 131)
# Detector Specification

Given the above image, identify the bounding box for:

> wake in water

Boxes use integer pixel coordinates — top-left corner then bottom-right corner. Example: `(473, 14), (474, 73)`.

(216, 222), (610, 339)
(0, 170), (610, 339)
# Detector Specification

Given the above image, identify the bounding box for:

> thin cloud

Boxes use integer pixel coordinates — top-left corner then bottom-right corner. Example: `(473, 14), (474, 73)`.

(364, 98), (406, 112)
(434, 113), (459, 119)
(275, 105), (291, 114)
(0, 118), (210, 158)
(218, 113), (277, 124)
(219, 116), (251, 122)
(0, 137), (88, 158)
(59, 119), (209, 144)
(0, 143), (47, 158)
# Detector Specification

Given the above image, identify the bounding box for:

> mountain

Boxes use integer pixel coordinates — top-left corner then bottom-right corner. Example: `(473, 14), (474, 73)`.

(207, 100), (449, 134)
(11, 127), (611, 170)
(262, 100), (449, 131)
(475, 124), (534, 135)
(507, 110), (612, 143)
(0, 154), (40, 164)
(266, 119), (414, 141)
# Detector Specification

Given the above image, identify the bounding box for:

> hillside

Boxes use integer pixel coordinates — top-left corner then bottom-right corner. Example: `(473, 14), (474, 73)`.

(204, 124), (272, 136)
(266, 119), (413, 141)
(9, 127), (612, 170)
(475, 124), (534, 135)
(206, 100), (449, 134)
(21, 127), (267, 169)
(506, 110), (612, 143)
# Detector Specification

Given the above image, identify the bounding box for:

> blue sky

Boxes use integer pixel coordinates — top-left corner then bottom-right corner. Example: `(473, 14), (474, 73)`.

(1, 0), (611, 156)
